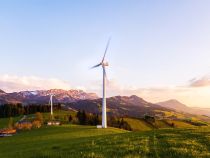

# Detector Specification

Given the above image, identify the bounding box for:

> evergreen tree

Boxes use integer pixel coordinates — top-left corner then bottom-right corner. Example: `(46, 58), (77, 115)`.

(81, 110), (87, 125)
(68, 115), (73, 122)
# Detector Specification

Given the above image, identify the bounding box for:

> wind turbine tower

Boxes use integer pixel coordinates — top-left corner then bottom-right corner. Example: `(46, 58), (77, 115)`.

(91, 38), (111, 128)
(50, 94), (53, 116)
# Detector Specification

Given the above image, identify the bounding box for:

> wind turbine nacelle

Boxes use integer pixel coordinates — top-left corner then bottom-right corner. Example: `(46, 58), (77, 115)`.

(102, 62), (109, 66)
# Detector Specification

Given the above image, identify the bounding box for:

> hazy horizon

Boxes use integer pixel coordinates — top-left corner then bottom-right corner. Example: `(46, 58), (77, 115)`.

(1, 1), (210, 107)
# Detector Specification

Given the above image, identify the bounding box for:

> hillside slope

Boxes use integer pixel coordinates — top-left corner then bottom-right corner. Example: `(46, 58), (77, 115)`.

(68, 95), (172, 118)
(157, 99), (210, 116)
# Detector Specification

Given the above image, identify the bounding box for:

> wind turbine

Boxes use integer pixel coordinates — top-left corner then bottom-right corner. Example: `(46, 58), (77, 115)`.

(49, 94), (54, 116)
(91, 38), (111, 128)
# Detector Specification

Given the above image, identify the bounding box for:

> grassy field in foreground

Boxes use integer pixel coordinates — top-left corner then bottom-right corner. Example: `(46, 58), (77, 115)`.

(1, 125), (210, 158)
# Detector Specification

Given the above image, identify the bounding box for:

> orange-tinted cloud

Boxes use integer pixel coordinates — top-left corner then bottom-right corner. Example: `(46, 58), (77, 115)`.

(0, 74), (71, 92)
(189, 75), (210, 87)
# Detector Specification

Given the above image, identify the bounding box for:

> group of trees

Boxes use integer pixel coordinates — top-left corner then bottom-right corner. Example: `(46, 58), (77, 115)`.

(0, 103), (61, 118)
(76, 110), (132, 131)
(76, 110), (100, 125)
(108, 117), (132, 131)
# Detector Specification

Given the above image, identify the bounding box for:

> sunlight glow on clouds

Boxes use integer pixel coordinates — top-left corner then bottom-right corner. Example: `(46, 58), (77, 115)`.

(0, 74), (71, 92)
(1, 74), (210, 107)
(189, 75), (210, 87)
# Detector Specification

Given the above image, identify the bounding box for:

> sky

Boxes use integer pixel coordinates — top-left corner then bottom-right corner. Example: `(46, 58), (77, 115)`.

(1, 0), (210, 107)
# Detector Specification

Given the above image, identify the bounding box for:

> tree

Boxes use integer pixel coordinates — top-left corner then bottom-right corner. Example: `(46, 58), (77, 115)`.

(144, 115), (155, 123)
(68, 115), (73, 122)
(93, 114), (100, 125)
(81, 110), (87, 125)
(119, 118), (125, 128)
(76, 110), (87, 125)
(76, 110), (81, 120)
(35, 112), (43, 124)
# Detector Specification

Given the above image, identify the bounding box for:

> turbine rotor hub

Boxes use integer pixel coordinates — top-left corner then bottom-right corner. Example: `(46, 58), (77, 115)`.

(102, 62), (109, 67)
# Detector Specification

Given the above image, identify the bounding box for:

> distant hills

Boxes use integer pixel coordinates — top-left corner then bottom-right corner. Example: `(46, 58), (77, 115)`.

(157, 99), (210, 116)
(157, 99), (190, 112)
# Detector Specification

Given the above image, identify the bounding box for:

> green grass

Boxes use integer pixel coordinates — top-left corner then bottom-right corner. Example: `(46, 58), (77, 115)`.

(1, 124), (210, 158)
(23, 110), (77, 123)
(0, 116), (22, 128)
(154, 120), (172, 128)
(42, 109), (76, 122)
(124, 118), (196, 131)
(166, 120), (196, 128)
(124, 118), (153, 131)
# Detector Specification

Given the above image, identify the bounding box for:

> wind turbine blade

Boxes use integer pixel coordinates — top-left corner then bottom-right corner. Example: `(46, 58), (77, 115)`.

(90, 63), (101, 69)
(102, 37), (111, 62)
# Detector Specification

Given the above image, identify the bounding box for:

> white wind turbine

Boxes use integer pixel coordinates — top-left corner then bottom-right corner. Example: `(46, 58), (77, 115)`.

(91, 38), (111, 128)
(49, 94), (54, 116)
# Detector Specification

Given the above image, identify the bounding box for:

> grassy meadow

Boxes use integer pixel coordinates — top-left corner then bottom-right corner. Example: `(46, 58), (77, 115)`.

(1, 124), (210, 158)
(0, 116), (22, 129)
(1, 111), (210, 158)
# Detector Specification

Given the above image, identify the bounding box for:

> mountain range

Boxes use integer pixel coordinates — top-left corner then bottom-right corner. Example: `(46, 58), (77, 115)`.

(0, 89), (98, 105)
(68, 95), (171, 117)
(1, 88), (210, 119)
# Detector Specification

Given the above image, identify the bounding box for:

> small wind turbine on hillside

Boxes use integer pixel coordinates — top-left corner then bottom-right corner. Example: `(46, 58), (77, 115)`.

(49, 94), (54, 116)
(91, 38), (111, 128)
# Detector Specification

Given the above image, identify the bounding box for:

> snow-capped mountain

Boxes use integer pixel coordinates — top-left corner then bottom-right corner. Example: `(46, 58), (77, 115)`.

(0, 89), (98, 105)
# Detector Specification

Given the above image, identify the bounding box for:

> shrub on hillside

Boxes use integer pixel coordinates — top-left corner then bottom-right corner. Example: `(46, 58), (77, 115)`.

(118, 118), (132, 131)
(32, 120), (42, 128)
(108, 117), (132, 131)
(15, 122), (32, 130)
(144, 115), (155, 123)
(35, 112), (43, 124)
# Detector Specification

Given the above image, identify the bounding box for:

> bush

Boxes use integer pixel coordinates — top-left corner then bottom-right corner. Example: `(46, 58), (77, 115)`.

(35, 112), (43, 124)
(144, 115), (155, 123)
(32, 120), (42, 128)
(108, 117), (132, 131)
(15, 122), (32, 130)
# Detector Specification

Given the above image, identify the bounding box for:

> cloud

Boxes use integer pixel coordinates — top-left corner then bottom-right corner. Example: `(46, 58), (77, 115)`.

(1, 74), (210, 107)
(189, 75), (210, 87)
(0, 74), (71, 92)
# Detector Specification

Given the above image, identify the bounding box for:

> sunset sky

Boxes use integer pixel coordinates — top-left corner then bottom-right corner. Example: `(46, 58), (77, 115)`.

(1, 0), (210, 107)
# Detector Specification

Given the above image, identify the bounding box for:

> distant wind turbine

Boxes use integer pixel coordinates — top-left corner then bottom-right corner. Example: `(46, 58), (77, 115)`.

(49, 94), (54, 116)
(91, 38), (111, 128)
